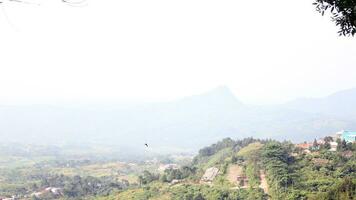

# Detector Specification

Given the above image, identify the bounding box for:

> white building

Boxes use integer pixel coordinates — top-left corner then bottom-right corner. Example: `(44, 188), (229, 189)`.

(200, 167), (219, 183)
(330, 142), (338, 151)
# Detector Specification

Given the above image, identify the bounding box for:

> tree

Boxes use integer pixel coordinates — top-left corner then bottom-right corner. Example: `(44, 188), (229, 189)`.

(324, 136), (333, 142)
(314, 0), (356, 36)
(138, 170), (159, 185)
(261, 142), (293, 199)
(337, 139), (348, 151)
(313, 139), (318, 147)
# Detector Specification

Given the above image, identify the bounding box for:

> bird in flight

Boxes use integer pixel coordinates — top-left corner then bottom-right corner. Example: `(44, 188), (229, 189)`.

(145, 143), (149, 147)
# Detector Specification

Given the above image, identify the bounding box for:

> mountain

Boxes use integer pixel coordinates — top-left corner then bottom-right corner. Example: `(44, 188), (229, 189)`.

(0, 86), (355, 152)
(282, 88), (356, 120)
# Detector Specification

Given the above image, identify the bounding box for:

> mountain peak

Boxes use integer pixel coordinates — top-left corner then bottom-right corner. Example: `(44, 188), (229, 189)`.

(201, 86), (238, 101)
(208, 85), (233, 96)
(180, 86), (242, 106)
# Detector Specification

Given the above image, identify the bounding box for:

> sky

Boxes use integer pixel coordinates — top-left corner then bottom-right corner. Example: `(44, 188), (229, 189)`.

(0, 0), (356, 105)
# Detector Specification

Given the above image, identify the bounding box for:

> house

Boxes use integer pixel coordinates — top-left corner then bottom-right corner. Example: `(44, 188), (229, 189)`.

(336, 130), (356, 143)
(200, 167), (219, 183)
(334, 130), (344, 141)
(329, 142), (338, 151)
(158, 164), (179, 171)
(31, 187), (62, 198)
(45, 187), (62, 195)
(170, 179), (182, 185)
(303, 149), (311, 154)
(317, 139), (325, 145)
(341, 131), (356, 143)
(0, 197), (17, 200)
(296, 143), (313, 149)
(296, 143), (313, 154)
(236, 175), (249, 188)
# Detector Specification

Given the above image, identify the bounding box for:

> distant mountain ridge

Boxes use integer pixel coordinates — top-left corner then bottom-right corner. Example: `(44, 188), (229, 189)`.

(0, 86), (356, 151)
(283, 88), (356, 120)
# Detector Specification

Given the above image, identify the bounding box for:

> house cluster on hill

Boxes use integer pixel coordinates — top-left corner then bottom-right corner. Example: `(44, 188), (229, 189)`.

(31, 187), (62, 199)
(296, 130), (356, 153)
(0, 186), (62, 199)
(0, 196), (17, 200)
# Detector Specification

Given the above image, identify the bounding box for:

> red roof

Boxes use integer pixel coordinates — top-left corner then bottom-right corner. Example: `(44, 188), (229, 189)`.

(296, 143), (312, 149)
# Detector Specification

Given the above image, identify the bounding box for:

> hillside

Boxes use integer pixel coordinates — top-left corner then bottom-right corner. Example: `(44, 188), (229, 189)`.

(1, 87), (356, 151)
(283, 88), (356, 120)
(0, 136), (354, 200)
(99, 137), (356, 200)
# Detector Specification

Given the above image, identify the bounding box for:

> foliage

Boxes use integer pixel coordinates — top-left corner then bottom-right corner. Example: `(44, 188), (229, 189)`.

(138, 170), (160, 185)
(260, 140), (356, 200)
(41, 174), (124, 198)
(237, 142), (263, 162)
(162, 166), (197, 182)
(1, 137), (355, 200)
(261, 142), (294, 199)
(314, 0), (356, 36)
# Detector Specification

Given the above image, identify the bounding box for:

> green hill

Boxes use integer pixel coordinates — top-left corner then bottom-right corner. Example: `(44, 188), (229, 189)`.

(98, 137), (355, 200)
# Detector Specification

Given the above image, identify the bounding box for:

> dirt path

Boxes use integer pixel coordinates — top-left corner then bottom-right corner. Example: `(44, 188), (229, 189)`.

(226, 164), (243, 185)
(259, 170), (268, 195)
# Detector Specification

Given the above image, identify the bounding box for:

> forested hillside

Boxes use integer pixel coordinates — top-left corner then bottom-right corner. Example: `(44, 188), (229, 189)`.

(97, 137), (355, 200)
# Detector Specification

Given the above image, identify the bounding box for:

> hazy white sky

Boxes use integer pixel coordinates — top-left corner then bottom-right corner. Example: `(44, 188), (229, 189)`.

(0, 0), (355, 105)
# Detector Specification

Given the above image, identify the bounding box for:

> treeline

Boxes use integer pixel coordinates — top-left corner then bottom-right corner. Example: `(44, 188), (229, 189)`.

(138, 166), (197, 185)
(196, 137), (271, 158)
(261, 142), (296, 199)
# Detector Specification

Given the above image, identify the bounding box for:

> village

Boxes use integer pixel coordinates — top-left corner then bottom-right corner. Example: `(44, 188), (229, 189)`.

(195, 130), (355, 194)
(295, 130), (356, 153)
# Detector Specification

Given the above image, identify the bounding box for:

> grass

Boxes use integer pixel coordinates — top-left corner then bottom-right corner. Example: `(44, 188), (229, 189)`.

(198, 147), (233, 170)
(237, 142), (264, 158)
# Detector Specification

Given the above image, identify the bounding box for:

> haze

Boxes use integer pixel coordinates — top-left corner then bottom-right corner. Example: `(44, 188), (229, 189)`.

(0, 0), (355, 105)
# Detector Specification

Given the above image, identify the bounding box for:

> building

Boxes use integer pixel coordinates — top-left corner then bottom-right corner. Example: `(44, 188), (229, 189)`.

(0, 197), (16, 200)
(341, 131), (356, 143)
(329, 142), (338, 151)
(200, 167), (219, 183)
(317, 139), (325, 145)
(31, 187), (62, 198)
(296, 143), (313, 153)
(158, 164), (179, 171)
(45, 187), (62, 195)
(170, 179), (182, 185)
(335, 130), (356, 143)
(236, 175), (249, 188)
(296, 143), (313, 149)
